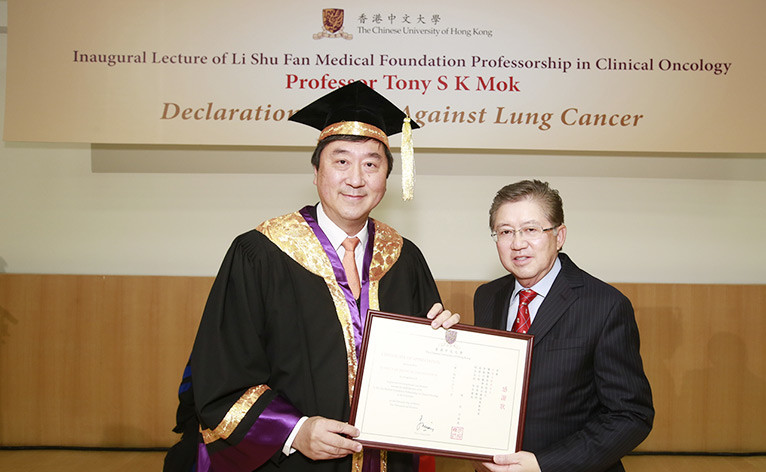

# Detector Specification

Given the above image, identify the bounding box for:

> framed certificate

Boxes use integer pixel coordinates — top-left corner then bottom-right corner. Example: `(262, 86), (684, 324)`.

(349, 311), (533, 461)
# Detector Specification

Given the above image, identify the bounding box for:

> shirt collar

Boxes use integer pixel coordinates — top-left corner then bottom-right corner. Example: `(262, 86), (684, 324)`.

(513, 256), (562, 301)
(316, 203), (369, 251)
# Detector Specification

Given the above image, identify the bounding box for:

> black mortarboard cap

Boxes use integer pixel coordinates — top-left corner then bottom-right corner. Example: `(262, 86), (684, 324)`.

(288, 80), (419, 147)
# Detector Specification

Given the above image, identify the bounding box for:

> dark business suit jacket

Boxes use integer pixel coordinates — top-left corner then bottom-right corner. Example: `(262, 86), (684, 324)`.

(473, 253), (653, 472)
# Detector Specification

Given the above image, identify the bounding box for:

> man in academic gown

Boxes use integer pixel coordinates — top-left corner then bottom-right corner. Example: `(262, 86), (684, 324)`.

(473, 180), (653, 472)
(164, 81), (459, 472)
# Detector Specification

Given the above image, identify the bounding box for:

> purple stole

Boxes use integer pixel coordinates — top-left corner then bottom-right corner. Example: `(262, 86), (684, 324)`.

(299, 206), (375, 358)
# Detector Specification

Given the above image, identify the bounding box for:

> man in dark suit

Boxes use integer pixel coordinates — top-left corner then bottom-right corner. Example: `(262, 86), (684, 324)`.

(473, 180), (653, 472)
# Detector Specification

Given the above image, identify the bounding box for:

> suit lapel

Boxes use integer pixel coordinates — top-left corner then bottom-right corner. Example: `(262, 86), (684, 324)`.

(528, 254), (583, 346)
(492, 276), (515, 330)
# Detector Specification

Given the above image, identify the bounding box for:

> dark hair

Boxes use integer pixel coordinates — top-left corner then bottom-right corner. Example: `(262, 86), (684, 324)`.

(489, 180), (565, 230)
(311, 135), (394, 177)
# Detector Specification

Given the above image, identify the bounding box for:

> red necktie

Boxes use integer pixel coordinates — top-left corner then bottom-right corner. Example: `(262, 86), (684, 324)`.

(512, 289), (537, 334)
(341, 237), (361, 298)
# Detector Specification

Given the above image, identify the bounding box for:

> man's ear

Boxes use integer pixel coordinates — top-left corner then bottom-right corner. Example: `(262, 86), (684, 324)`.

(556, 224), (567, 250)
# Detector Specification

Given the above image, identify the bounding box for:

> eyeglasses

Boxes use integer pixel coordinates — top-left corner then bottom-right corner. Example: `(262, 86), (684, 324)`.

(491, 225), (558, 243)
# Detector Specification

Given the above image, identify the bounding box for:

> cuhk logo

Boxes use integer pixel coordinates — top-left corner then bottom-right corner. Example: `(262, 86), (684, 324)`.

(313, 8), (352, 39)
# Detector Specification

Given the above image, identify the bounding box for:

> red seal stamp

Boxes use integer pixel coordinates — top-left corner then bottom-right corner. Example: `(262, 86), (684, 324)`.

(451, 426), (464, 440)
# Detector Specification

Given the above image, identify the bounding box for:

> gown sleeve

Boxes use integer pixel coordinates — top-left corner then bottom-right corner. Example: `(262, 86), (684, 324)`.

(190, 233), (303, 472)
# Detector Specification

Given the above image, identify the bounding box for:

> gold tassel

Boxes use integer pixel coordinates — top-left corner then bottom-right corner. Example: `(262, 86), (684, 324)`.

(401, 117), (415, 201)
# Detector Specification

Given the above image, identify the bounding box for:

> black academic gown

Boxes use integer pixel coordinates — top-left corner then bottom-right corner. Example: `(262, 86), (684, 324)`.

(165, 207), (440, 472)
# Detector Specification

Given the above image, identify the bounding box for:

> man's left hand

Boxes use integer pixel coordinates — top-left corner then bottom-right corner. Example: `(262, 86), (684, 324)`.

(426, 302), (461, 329)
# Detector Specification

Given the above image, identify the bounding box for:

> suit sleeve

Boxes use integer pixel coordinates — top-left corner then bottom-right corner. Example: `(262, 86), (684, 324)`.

(535, 294), (654, 472)
(473, 282), (499, 329)
(190, 235), (303, 472)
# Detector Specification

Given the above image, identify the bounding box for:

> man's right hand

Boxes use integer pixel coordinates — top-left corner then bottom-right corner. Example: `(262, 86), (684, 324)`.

(473, 452), (541, 472)
(292, 416), (363, 460)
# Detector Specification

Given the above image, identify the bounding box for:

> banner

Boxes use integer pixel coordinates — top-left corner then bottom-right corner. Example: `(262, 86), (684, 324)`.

(4, 0), (764, 152)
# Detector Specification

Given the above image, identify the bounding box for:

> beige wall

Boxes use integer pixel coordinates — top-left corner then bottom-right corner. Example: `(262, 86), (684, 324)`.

(3, 145), (766, 283)
(1, 2), (765, 284)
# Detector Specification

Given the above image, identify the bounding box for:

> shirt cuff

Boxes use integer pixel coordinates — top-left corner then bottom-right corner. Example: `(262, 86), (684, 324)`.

(282, 416), (309, 456)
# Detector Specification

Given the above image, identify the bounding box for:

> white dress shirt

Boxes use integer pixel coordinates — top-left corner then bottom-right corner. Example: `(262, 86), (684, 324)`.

(506, 256), (562, 331)
(282, 204), (370, 455)
(316, 203), (369, 284)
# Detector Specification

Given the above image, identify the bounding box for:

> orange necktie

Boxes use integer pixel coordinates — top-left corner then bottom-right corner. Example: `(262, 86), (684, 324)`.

(341, 237), (361, 298)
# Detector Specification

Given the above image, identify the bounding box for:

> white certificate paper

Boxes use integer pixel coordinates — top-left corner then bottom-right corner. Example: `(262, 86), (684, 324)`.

(349, 311), (533, 460)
